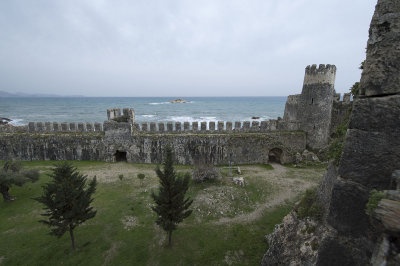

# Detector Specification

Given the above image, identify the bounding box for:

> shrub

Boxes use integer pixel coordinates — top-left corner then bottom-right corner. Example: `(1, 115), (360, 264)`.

(118, 174), (124, 181)
(192, 164), (220, 182)
(328, 107), (351, 165)
(366, 189), (386, 216)
(296, 188), (323, 221)
(137, 173), (145, 186)
(0, 161), (39, 202)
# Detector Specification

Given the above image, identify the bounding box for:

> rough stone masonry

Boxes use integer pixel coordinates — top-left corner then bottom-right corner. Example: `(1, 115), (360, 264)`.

(0, 64), (351, 165)
(262, 0), (400, 265)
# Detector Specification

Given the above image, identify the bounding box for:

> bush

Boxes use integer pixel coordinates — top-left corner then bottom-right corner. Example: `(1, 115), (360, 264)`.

(366, 189), (386, 216)
(296, 188), (323, 221)
(192, 163), (220, 182)
(137, 173), (145, 186)
(0, 161), (40, 202)
(118, 174), (124, 181)
(328, 107), (351, 165)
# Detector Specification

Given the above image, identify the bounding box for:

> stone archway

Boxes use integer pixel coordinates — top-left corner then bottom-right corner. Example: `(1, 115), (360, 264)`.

(268, 148), (283, 164)
(114, 150), (127, 162)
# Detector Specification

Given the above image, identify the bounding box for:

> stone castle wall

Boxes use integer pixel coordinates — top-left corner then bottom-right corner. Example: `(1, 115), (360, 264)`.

(284, 64), (349, 150)
(0, 129), (306, 165)
(0, 63), (351, 165)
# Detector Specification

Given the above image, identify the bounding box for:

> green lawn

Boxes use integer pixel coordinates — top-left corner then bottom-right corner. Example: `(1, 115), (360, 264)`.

(0, 161), (325, 265)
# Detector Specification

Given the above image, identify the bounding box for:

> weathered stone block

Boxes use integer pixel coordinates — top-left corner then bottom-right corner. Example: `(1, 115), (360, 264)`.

(167, 122), (173, 132)
(359, 0), (400, 96)
(45, 122), (52, 132)
(36, 122), (44, 132)
(226, 122), (232, 131)
(243, 121), (250, 131)
(94, 122), (102, 132)
(158, 123), (165, 132)
(338, 128), (400, 189)
(269, 120), (277, 131)
(374, 199), (400, 232)
(260, 121), (269, 131)
(251, 121), (259, 131)
(184, 122), (190, 132)
(209, 121), (215, 131)
(150, 122), (156, 132)
(327, 179), (369, 236)
(69, 123), (76, 132)
(61, 122), (69, 131)
(28, 122), (36, 132)
(141, 123), (148, 132)
(53, 122), (59, 132)
(218, 121), (224, 131)
(132, 123), (140, 132)
(234, 121), (241, 131)
(201, 122), (207, 131)
(318, 162), (338, 221)
(192, 122), (198, 131)
(349, 95), (400, 133)
(316, 238), (356, 266)
(86, 123), (93, 132)
(175, 122), (181, 132)
(78, 123), (85, 132)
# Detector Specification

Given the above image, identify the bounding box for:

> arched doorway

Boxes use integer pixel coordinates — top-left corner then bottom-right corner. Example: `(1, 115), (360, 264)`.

(114, 150), (127, 162)
(268, 148), (283, 164)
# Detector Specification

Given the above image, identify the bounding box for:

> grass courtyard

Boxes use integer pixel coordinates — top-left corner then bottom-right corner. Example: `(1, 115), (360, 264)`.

(0, 161), (326, 265)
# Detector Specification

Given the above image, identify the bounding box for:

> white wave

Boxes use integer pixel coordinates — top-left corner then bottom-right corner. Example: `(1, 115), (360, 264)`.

(142, 114), (156, 118)
(148, 102), (170, 105)
(9, 118), (25, 126)
(199, 116), (217, 121)
(169, 116), (196, 122)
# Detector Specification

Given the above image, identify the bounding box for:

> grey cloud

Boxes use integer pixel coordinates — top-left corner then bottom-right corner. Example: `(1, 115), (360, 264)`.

(0, 0), (376, 96)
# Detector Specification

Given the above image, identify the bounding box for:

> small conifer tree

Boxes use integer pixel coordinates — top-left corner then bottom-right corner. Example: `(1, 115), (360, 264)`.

(34, 162), (97, 249)
(151, 147), (192, 246)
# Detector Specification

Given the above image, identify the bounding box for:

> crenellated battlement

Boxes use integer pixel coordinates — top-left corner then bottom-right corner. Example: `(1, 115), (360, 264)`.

(25, 122), (104, 133)
(107, 108), (135, 123)
(132, 120), (300, 134)
(303, 64), (336, 86)
(19, 119), (301, 134)
(333, 92), (352, 103)
(305, 64), (336, 74)
(0, 64), (351, 164)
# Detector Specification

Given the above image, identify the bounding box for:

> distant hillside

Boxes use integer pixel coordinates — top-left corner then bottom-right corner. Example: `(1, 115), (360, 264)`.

(0, 90), (84, 98)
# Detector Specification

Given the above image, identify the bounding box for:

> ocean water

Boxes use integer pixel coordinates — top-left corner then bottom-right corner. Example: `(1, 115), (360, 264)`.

(0, 97), (287, 126)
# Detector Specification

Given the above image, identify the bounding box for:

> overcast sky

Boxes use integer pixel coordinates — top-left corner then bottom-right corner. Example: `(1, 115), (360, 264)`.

(0, 0), (377, 97)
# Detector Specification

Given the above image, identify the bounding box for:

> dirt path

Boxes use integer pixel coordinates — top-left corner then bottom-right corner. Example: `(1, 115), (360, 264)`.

(212, 163), (316, 225)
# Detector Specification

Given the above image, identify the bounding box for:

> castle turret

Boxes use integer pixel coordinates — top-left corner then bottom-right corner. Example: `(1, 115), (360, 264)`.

(107, 108), (135, 123)
(283, 64), (337, 150)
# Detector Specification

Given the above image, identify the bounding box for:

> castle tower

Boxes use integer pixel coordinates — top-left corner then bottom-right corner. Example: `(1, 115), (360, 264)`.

(283, 64), (337, 150)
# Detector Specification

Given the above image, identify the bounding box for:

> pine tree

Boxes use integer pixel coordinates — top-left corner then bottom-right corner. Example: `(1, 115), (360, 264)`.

(151, 147), (193, 246)
(0, 161), (39, 202)
(34, 162), (97, 249)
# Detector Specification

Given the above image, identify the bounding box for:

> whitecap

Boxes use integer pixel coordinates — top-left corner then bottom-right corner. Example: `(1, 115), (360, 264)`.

(9, 118), (25, 126)
(169, 116), (197, 122)
(148, 102), (170, 105)
(142, 114), (156, 118)
(199, 117), (217, 122)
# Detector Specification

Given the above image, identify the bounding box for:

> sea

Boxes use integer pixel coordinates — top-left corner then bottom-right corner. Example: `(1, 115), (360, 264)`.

(0, 97), (287, 126)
